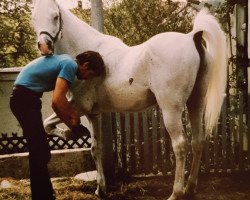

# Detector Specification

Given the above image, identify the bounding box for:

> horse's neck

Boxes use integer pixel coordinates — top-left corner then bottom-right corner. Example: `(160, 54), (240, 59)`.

(56, 6), (103, 56)
(56, 5), (129, 59)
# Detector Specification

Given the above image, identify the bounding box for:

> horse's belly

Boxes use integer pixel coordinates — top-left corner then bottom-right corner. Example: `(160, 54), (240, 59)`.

(97, 83), (156, 112)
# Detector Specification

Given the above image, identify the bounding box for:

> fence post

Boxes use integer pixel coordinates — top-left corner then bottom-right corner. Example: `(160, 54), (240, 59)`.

(247, 0), (250, 171)
(236, 2), (248, 171)
(90, 0), (104, 33)
(100, 113), (115, 184)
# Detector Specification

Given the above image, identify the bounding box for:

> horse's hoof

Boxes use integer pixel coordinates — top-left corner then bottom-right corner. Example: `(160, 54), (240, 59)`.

(184, 189), (195, 199)
(167, 191), (186, 200)
(184, 183), (196, 199)
(95, 188), (106, 198)
(167, 194), (177, 200)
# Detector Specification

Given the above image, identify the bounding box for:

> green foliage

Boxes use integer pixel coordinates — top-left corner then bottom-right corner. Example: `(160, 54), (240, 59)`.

(211, 0), (234, 34)
(104, 0), (195, 45)
(72, 0), (194, 46)
(0, 0), (38, 68)
(215, 0), (246, 93)
(71, 8), (91, 25)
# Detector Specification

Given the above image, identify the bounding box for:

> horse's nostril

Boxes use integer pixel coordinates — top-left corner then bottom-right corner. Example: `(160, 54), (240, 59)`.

(37, 42), (41, 49)
(47, 40), (53, 49)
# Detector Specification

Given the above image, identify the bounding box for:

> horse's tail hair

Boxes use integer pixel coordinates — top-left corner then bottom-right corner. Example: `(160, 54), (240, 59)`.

(192, 9), (227, 134)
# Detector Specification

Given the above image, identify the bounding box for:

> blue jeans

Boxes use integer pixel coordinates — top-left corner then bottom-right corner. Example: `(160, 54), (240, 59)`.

(10, 87), (55, 200)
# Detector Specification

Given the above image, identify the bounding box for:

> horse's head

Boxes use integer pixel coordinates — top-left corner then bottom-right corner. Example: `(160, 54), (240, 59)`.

(32, 0), (63, 56)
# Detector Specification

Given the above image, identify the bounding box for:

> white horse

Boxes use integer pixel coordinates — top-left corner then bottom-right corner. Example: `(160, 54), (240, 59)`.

(32, 0), (227, 199)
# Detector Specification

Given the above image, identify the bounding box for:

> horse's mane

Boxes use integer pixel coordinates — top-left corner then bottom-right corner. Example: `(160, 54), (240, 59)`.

(56, 2), (128, 59)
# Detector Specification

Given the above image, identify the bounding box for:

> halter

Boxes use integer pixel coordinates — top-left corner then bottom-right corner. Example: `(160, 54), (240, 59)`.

(39, 12), (63, 43)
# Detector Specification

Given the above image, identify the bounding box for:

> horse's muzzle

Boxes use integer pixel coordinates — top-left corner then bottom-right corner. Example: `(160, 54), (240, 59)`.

(38, 40), (54, 56)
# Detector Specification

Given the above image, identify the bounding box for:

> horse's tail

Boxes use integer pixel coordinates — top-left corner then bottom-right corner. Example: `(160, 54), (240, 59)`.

(192, 9), (227, 134)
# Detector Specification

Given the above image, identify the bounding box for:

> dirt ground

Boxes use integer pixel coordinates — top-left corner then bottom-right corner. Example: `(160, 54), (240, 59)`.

(0, 173), (250, 200)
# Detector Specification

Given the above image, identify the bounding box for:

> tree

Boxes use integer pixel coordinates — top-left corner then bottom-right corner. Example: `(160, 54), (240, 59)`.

(0, 0), (38, 68)
(71, 0), (195, 46)
(104, 0), (195, 45)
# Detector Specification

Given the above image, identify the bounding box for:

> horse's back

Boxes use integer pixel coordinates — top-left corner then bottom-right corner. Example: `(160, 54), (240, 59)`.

(146, 32), (198, 63)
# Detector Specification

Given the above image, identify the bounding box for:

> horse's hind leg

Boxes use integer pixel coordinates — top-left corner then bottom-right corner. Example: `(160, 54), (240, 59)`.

(185, 91), (206, 197)
(162, 109), (188, 200)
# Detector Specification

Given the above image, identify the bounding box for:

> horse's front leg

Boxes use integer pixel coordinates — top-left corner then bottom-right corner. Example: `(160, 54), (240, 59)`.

(43, 112), (67, 138)
(162, 109), (188, 200)
(44, 112), (86, 140)
(87, 114), (106, 197)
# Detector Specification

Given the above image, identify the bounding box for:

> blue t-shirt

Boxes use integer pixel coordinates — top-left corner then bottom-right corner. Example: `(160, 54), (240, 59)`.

(14, 54), (77, 92)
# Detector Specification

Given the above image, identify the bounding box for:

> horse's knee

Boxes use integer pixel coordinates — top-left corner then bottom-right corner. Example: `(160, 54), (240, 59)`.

(43, 113), (61, 134)
(43, 123), (54, 134)
(91, 143), (101, 161)
(191, 139), (205, 154)
(91, 145), (97, 160)
(91, 133), (100, 157)
(172, 136), (188, 159)
(43, 117), (57, 134)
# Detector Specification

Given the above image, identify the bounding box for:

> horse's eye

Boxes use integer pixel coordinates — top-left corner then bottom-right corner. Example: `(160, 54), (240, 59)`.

(54, 16), (59, 21)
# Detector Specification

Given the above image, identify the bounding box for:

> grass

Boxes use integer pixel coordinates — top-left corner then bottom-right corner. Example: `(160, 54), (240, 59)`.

(0, 177), (99, 200)
(1, 173), (250, 200)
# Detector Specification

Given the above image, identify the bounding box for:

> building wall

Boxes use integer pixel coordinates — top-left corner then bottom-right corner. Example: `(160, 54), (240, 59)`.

(0, 68), (54, 136)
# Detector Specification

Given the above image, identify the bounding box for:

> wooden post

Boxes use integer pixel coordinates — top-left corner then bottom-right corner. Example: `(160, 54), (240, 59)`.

(90, 0), (115, 184)
(100, 113), (115, 184)
(247, 0), (250, 170)
(236, 3), (248, 91)
(77, 0), (82, 9)
(236, 2), (248, 170)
